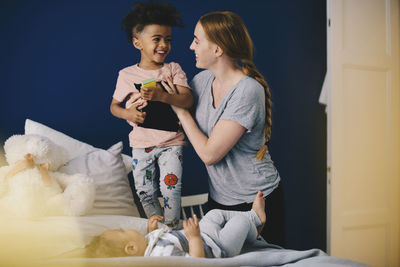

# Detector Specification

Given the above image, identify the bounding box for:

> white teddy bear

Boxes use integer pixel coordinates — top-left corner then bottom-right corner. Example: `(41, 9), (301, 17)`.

(0, 134), (95, 218)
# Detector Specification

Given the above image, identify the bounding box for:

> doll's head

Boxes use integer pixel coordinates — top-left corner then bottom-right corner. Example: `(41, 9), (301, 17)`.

(86, 229), (148, 258)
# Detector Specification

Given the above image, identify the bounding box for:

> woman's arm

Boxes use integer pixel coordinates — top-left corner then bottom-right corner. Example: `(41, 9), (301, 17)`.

(164, 78), (245, 165)
(161, 84), (193, 108)
(177, 109), (246, 166)
(140, 78), (193, 108)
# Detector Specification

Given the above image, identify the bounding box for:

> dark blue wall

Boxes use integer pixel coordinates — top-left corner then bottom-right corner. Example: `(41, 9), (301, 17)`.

(0, 0), (327, 251)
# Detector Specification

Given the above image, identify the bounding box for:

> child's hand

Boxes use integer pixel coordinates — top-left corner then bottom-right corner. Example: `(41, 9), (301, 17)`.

(126, 93), (148, 110)
(140, 83), (164, 101)
(125, 93), (147, 124)
(183, 214), (201, 240)
(148, 215), (163, 233)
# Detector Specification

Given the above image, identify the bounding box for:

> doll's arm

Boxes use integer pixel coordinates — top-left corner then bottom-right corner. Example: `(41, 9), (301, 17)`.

(183, 215), (205, 258)
(147, 215), (164, 233)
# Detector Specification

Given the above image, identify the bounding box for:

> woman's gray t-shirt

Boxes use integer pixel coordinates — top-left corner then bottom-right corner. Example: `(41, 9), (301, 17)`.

(191, 70), (280, 205)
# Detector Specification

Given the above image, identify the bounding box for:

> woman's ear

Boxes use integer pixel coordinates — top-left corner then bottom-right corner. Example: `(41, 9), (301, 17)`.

(215, 45), (224, 57)
(132, 37), (142, 50)
(124, 241), (139, 256)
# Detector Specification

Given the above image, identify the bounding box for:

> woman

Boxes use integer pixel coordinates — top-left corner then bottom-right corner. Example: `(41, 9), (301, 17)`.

(164, 10), (280, 233)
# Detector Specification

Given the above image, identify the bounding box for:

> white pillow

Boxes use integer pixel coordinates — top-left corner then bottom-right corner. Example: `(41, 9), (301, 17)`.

(24, 119), (132, 174)
(59, 142), (139, 217)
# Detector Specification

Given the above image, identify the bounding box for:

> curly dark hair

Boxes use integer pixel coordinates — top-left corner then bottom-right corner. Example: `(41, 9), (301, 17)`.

(121, 1), (184, 41)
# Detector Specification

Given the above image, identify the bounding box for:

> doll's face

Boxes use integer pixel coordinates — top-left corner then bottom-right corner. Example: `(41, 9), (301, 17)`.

(99, 229), (148, 257)
(133, 24), (172, 70)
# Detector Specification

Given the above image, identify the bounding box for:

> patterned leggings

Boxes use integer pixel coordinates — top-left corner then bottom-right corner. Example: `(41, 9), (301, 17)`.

(132, 145), (183, 228)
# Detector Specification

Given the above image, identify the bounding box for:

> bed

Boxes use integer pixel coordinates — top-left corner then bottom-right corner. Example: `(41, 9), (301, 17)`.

(0, 119), (369, 267)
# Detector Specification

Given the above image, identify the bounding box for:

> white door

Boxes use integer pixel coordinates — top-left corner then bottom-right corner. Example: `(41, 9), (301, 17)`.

(327, 0), (400, 266)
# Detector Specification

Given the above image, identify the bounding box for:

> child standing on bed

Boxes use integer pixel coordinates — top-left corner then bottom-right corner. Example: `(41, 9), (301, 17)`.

(110, 1), (193, 229)
(86, 191), (266, 258)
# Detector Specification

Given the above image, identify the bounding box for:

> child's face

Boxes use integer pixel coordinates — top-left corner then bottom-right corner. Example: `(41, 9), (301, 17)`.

(133, 24), (172, 69)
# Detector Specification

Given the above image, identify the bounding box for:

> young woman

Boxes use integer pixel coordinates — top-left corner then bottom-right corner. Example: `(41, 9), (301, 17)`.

(163, 10), (281, 234)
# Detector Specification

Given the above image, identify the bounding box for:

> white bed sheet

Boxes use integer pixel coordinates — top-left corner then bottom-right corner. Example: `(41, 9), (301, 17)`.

(0, 214), (369, 267)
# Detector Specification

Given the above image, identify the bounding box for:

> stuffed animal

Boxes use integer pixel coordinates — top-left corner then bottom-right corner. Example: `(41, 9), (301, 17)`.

(0, 134), (95, 218)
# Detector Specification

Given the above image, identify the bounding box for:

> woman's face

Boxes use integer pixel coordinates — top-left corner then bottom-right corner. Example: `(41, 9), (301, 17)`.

(190, 22), (218, 69)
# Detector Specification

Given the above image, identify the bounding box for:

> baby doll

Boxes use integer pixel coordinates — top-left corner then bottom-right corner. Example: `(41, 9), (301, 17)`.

(85, 192), (266, 258)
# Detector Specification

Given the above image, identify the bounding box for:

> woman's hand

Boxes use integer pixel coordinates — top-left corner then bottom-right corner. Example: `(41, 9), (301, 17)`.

(161, 77), (191, 117)
(161, 77), (178, 94)
(147, 215), (164, 233)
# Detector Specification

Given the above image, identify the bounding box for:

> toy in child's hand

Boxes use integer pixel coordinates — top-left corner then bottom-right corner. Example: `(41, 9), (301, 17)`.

(141, 78), (157, 88)
(0, 134), (95, 218)
(140, 78), (164, 101)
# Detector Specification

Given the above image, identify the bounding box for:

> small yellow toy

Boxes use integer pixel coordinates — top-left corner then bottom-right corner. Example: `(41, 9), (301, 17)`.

(141, 78), (156, 88)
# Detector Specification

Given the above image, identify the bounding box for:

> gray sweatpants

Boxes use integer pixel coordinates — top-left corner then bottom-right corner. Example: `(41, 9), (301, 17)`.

(200, 209), (261, 257)
(132, 146), (183, 228)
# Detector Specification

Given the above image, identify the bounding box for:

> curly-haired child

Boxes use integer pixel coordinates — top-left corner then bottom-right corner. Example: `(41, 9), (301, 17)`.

(110, 1), (193, 229)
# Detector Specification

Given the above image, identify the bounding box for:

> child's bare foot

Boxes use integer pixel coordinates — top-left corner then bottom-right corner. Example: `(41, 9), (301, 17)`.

(252, 191), (266, 235)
